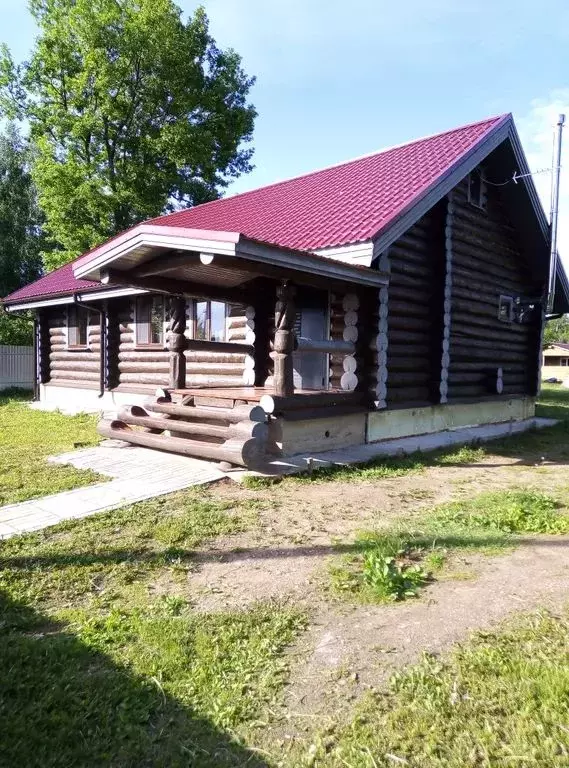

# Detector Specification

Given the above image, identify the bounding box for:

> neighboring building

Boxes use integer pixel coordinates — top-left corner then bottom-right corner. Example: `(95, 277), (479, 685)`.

(542, 343), (569, 381)
(3, 113), (569, 467)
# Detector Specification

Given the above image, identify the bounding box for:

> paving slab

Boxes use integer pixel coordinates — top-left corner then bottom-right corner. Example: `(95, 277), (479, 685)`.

(0, 444), (226, 540)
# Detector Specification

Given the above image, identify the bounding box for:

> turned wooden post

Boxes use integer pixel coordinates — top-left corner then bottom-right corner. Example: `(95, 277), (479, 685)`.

(168, 297), (187, 389)
(273, 282), (296, 397)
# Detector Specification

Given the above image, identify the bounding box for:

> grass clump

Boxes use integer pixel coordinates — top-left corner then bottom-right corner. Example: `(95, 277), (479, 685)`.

(0, 390), (102, 505)
(330, 533), (429, 603)
(305, 609), (569, 767)
(431, 489), (569, 534)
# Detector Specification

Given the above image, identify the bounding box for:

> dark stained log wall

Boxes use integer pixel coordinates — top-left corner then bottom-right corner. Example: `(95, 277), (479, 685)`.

(385, 202), (446, 408)
(447, 178), (542, 400)
(47, 307), (102, 387)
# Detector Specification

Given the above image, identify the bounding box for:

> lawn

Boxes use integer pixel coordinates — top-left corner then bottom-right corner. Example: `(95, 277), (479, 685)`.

(2, 384), (569, 766)
(0, 389), (103, 505)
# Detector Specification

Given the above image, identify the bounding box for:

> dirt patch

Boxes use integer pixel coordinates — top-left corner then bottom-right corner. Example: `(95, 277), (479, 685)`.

(281, 537), (569, 735)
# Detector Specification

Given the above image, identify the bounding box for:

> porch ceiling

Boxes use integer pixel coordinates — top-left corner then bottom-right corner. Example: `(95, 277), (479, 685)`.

(72, 224), (388, 294)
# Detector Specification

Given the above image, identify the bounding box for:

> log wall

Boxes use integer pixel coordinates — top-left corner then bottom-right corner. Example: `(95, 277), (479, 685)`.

(447, 178), (542, 400)
(385, 203), (446, 408)
(47, 306), (102, 387)
(117, 298), (250, 389)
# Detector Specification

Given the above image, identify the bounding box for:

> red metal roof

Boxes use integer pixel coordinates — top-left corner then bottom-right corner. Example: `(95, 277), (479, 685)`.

(3, 114), (507, 304)
(3, 262), (100, 304)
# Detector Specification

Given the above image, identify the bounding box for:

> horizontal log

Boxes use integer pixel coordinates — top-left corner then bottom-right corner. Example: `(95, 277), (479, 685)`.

(389, 258), (433, 280)
(449, 345), (529, 363)
(118, 351), (170, 362)
(450, 311), (531, 335)
(387, 386), (431, 403)
(387, 371), (432, 386)
(51, 369), (99, 381)
(386, 344), (429, 358)
(144, 398), (267, 423)
(120, 372), (169, 385)
(186, 339), (254, 356)
(97, 419), (266, 468)
(295, 337), (355, 355)
(51, 360), (101, 372)
(118, 406), (269, 441)
(389, 299), (430, 319)
(119, 361), (245, 375)
(388, 315), (433, 332)
(387, 357), (432, 373)
(387, 284), (430, 304)
(388, 329), (431, 345)
(50, 351), (100, 361)
(260, 391), (364, 415)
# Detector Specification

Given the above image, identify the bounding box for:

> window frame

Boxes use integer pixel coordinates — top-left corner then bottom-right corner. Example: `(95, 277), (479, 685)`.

(67, 305), (91, 349)
(187, 300), (227, 342)
(134, 295), (167, 348)
(498, 294), (514, 324)
(467, 169), (487, 210)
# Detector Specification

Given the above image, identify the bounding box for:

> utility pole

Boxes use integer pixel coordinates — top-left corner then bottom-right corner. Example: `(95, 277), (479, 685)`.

(547, 113), (565, 314)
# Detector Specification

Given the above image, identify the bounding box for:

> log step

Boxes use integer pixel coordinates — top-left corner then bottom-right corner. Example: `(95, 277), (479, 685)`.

(97, 419), (267, 468)
(118, 406), (269, 441)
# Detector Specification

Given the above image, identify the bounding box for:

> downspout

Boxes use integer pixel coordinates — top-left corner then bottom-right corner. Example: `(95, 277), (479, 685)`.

(33, 313), (39, 401)
(547, 114), (565, 314)
(73, 294), (105, 398)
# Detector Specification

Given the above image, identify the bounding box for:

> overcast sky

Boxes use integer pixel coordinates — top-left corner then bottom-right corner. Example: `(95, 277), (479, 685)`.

(2, 0), (569, 261)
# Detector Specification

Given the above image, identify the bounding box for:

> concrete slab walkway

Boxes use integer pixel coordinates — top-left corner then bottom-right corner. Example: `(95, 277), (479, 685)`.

(0, 443), (226, 540)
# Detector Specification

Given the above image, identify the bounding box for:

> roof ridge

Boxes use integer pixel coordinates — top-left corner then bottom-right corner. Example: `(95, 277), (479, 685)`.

(155, 114), (510, 221)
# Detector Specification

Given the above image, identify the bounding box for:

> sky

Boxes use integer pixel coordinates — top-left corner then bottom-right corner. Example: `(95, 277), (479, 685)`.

(1, 0), (569, 261)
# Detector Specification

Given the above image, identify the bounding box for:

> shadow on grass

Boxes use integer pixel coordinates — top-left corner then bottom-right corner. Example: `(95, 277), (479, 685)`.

(0, 591), (268, 768)
(3, 531), (569, 573)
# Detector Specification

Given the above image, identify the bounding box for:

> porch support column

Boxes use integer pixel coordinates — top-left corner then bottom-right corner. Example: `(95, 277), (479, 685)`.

(168, 297), (187, 389)
(252, 282), (273, 387)
(273, 282), (296, 397)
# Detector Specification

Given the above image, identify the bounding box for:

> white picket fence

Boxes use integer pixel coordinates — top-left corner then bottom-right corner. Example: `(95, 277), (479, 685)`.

(0, 345), (34, 391)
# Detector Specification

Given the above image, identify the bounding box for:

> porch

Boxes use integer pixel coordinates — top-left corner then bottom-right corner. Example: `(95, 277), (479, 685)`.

(71, 224), (388, 468)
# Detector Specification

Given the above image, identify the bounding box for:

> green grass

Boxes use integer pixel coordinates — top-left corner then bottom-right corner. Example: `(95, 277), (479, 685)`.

(0, 488), (306, 766)
(304, 609), (569, 766)
(0, 389), (103, 504)
(329, 489), (569, 603)
(1, 592), (304, 767)
(0, 488), (258, 612)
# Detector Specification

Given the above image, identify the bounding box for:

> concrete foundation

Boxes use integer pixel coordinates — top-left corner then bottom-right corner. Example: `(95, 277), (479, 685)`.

(367, 397), (535, 443)
(269, 412), (367, 455)
(35, 384), (149, 415)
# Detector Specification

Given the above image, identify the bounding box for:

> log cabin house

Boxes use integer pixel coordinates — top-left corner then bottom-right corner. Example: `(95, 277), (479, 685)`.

(4, 113), (569, 468)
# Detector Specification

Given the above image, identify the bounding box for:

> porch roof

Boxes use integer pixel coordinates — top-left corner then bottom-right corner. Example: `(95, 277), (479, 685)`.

(72, 224), (388, 294)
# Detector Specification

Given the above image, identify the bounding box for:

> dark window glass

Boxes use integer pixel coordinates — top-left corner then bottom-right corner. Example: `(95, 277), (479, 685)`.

(136, 296), (164, 345)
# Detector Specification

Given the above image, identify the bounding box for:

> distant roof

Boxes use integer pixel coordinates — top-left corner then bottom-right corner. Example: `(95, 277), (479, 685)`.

(545, 342), (569, 351)
(0, 112), (537, 306)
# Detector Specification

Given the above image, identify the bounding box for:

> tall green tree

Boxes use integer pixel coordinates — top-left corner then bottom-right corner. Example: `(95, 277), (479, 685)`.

(0, 123), (43, 297)
(0, 0), (256, 269)
(0, 123), (43, 346)
(544, 315), (569, 345)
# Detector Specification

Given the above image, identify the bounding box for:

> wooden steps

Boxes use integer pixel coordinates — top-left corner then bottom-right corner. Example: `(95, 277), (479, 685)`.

(97, 392), (272, 469)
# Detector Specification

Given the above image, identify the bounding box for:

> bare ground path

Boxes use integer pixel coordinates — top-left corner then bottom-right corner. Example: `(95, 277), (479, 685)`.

(176, 450), (569, 746)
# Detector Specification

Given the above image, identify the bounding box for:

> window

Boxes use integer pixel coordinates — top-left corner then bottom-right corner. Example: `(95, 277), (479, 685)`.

(190, 300), (227, 342)
(468, 169), (487, 210)
(136, 295), (166, 346)
(68, 305), (90, 348)
(498, 295), (514, 323)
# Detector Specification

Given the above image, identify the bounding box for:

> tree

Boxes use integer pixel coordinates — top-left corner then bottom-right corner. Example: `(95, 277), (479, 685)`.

(0, 1), (256, 269)
(0, 123), (43, 346)
(0, 123), (43, 297)
(543, 315), (569, 345)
